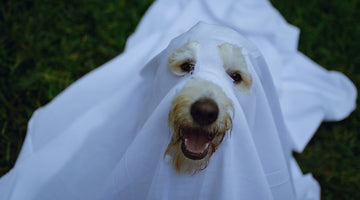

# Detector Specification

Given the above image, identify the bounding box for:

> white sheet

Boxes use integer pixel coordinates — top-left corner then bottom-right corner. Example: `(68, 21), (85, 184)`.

(0, 0), (356, 199)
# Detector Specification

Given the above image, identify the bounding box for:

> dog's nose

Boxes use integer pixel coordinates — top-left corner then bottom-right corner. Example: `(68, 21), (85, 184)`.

(191, 98), (219, 126)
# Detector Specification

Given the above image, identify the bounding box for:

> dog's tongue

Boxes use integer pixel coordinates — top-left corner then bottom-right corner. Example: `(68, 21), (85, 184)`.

(184, 130), (209, 153)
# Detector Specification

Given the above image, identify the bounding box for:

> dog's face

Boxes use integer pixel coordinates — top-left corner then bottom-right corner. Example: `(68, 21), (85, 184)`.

(164, 41), (252, 173)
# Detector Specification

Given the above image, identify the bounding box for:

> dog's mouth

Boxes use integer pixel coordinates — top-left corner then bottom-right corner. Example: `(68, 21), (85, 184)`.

(180, 128), (214, 160)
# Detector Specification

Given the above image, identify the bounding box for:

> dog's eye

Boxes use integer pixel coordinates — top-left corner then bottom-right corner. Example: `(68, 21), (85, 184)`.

(180, 62), (194, 73)
(229, 72), (242, 83)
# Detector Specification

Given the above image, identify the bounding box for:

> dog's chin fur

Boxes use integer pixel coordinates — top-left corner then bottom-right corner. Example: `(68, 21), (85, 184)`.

(165, 79), (233, 174)
(164, 127), (229, 174)
(164, 139), (213, 174)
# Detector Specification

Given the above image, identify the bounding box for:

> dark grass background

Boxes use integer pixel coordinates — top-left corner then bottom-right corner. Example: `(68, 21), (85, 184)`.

(0, 0), (359, 199)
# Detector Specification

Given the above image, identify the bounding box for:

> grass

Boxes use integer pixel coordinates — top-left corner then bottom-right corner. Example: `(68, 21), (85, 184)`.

(0, 0), (359, 199)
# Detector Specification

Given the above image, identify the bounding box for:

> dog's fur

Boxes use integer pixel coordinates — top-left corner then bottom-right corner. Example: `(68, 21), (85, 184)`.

(165, 41), (252, 174)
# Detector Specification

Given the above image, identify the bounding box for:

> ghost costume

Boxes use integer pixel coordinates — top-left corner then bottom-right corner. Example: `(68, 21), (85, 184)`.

(0, 0), (356, 200)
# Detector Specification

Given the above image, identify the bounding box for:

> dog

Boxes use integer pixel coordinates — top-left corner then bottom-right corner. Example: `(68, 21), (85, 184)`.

(164, 41), (253, 174)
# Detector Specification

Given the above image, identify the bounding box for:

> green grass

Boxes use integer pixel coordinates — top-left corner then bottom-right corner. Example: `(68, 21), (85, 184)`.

(0, 0), (359, 199)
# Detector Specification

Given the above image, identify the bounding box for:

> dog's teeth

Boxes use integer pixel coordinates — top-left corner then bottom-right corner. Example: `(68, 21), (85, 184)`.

(184, 139), (188, 145)
(205, 143), (209, 149)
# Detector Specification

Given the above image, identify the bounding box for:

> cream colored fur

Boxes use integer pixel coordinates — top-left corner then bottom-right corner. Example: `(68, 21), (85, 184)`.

(168, 41), (199, 76)
(219, 43), (252, 94)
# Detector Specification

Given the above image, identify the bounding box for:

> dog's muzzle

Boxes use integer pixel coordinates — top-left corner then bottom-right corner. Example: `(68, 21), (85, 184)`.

(166, 78), (233, 173)
(179, 98), (219, 160)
